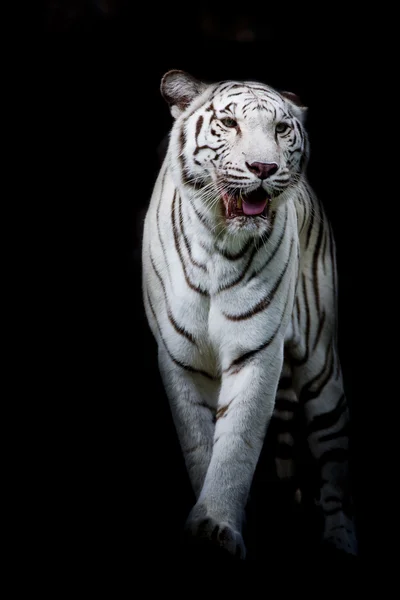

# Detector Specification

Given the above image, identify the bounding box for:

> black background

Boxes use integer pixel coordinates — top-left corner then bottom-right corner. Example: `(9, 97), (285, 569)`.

(35, 1), (387, 573)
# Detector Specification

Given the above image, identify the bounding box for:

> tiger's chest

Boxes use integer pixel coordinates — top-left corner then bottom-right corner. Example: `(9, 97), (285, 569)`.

(170, 248), (294, 375)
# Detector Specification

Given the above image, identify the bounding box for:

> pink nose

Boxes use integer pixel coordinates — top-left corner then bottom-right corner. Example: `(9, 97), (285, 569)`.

(246, 161), (278, 180)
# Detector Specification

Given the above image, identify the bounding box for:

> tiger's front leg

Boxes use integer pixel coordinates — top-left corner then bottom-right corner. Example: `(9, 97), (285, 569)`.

(158, 350), (217, 499)
(186, 344), (284, 559)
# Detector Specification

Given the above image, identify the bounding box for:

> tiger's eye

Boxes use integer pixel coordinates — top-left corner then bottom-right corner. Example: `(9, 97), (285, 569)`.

(276, 122), (290, 134)
(221, 117), (238, 128)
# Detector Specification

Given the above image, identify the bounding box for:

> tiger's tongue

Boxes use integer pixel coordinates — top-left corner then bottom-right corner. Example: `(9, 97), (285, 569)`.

(242, 198), (267, 216)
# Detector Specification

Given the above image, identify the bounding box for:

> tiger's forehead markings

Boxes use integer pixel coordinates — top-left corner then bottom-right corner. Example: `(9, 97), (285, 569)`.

(241, 98), (277, 120)
(249, 87), (295, 122)
(209, 82), (288, 121)
(243, 98), (276, 117)
(226, 91), (247, 98)
(211, 82), (243, 98)
(246, 84), (283, 103)
(243, 86), (283, 113)
(212, 81), (282, 103)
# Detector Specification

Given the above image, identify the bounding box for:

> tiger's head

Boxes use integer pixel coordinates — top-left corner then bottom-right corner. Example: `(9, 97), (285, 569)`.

(162, 70), (309, 238)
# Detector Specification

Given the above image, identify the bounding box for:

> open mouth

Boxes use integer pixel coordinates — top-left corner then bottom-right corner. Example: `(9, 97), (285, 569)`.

(222, 187), (271, 219)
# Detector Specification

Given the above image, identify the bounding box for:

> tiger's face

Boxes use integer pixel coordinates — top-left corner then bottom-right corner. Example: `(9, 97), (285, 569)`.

(163, 70), (309, 238)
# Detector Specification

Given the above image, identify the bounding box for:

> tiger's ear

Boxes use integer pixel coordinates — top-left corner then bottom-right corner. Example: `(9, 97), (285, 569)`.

(280, 91), (308, 124)
(161, 70), (207, 119)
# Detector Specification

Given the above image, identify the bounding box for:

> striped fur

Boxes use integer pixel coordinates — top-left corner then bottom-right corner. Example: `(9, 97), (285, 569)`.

(142, 70), (357, 559)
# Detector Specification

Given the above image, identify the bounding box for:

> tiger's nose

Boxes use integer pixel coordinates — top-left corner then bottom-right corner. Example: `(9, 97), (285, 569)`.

(246, 161), (278, 180)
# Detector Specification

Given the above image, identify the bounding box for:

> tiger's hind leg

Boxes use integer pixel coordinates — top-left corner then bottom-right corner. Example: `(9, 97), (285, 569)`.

(271, 357), (301, 502)
(290, 347), (358, 557)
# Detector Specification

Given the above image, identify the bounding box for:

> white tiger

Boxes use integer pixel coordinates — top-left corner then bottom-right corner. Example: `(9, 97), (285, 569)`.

(141, 70), (357, 559)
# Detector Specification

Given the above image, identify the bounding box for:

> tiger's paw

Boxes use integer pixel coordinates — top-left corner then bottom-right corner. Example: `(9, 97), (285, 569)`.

(323, 512), (358, 557)
(185, 504), (246, 560)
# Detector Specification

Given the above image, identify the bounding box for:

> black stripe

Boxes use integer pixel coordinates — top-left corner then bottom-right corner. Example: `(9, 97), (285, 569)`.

(318, 422), (349, 443)
(178, 195), (207, 272)
(329, 222), (340, 380)
(328, 222), (340, 379)
(225, 165), (246, 173)
(306, 393), (346, 436)
(322, 229), (328, 275)
(224, 280), (294, 372)
(224, 321), (280, 371)
(268, 413), (297, 434)
(146, 290), (215, 380)
(312, 210), (324, 317)
(224, 174), (251, 181)
(278, 376), (293, 390)
(328, 223), (337, 300)
(247, 86), (279, 99)
(216, 397), (235, 420)
(211, 83), (242, 98)
(214, 237), (254, 260)
(149, 253), (197, 345)
(312, 310), (326, 352)
(172, 192), (209, 297)
(299, 341), (334, 404)
(195, 115), (203, 140)
(188, 197), (213, 231)
(317, 448), (348, 468)
(292, 273), (310, 366)
(274, 397), (297, 412)
(194, 140), (224, 158)
(248, 204), (288, 281)
(156, 168), (171, 284)
(223, 237), (294, 321)
(305, 197), (314, 249)
(298, 190), (308, 234)
(271, 417), (296, 433)
(216, 244), (258, 292)
(295, 295), (301, 324)
(179, 126), (196, 187)
(302, 272), (311, 354)
(222, 101), (236, 113)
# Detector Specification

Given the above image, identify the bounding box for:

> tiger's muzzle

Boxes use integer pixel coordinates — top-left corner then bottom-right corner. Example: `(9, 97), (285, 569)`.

(222, 186), (272, 220)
